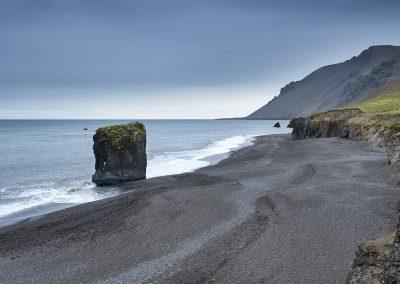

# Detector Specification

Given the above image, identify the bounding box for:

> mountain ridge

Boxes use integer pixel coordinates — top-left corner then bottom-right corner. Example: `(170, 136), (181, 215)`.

(247, 45), (400, 119)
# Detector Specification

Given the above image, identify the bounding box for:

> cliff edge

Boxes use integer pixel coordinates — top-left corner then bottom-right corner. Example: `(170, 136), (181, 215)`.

(288, 87), (400, 164)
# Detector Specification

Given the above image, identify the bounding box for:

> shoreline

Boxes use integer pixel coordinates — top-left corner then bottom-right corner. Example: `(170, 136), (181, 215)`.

(0, 133), (261, 228)
(1, 134), (399, 283)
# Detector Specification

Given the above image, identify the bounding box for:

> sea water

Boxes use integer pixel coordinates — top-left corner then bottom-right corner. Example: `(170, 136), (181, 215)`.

(0, 119), (290, 225)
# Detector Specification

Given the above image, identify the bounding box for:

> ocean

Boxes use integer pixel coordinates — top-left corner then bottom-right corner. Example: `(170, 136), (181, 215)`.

(0, 119), (290, 226)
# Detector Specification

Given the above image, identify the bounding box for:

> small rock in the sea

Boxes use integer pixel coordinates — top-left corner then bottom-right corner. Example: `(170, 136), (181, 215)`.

(273, 122), (281, 128)
(92, 122), (147, 186)
(83, 128), (88, 131)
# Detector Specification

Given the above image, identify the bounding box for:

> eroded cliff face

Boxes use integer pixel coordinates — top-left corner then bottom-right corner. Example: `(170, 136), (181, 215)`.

(288, 110), (400, 163)
(92, 122), (147, 186)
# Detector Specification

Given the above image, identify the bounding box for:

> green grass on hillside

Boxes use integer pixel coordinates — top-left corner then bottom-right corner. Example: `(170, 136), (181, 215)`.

(343, 92), (400, 114)
(307, 91), (400, 143)
(343, 92), (400, 139)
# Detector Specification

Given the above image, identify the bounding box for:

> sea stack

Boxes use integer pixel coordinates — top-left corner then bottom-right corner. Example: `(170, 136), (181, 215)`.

(92, 122), (147, 186)
(273, 122), (281, 128)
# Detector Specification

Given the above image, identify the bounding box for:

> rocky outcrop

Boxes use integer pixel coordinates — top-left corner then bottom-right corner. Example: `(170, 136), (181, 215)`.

(273, 122), (281, 128)
(288, 110), (400, 163)
(347, 217), (400, 283)
(92, 122), (147, 186)
(347, 232), (395, 283)
(288, 117), (311, 139)
(289, 109), (362, 139)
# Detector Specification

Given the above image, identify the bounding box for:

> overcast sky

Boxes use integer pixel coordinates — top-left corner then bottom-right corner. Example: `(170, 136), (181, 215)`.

(1, 0), (400, 119)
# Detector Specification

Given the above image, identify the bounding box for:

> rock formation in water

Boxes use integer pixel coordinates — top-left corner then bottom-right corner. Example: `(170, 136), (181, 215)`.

(273, 122), (281, 128)
(92, 122), (147, 186)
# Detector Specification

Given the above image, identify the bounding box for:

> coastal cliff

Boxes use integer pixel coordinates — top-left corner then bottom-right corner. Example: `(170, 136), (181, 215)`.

(92, 122), (147, 186)
(288, 110), (400, 164)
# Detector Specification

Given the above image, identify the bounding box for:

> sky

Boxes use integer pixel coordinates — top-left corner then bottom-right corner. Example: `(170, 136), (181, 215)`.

(1, 0), (400, 119)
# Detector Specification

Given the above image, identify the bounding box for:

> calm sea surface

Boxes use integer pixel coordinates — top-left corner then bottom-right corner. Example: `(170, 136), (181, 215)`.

(0, 119), (290, 225)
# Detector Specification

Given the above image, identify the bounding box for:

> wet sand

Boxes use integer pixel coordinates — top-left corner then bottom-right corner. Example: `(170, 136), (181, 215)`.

(1, 134), (399, 283)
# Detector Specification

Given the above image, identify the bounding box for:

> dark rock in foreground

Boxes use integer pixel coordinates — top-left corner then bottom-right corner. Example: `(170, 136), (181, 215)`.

(273, 122), (281, 128)
(92, 122), (147, 186)
(347, 232), (394, 283)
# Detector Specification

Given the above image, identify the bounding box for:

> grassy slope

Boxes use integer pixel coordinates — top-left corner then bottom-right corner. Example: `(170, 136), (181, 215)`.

(343, 92), (400, 114)
(307, 90), (400, 143)
(344, 92), (400, 140)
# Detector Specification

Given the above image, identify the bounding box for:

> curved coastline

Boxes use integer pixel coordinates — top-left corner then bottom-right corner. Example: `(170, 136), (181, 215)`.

(1, 134), (399, 283)
(0, 133), (263, 228)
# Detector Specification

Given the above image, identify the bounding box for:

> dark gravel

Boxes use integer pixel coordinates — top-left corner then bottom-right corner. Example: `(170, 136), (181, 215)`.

(0, 134), (399, 283)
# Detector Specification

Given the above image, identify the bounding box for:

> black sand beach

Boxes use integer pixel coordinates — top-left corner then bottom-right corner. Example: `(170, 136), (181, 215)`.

(1, 134), (399, 283)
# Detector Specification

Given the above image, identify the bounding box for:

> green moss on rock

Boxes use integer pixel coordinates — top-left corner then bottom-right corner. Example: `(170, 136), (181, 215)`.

(94, 122), (146, 151)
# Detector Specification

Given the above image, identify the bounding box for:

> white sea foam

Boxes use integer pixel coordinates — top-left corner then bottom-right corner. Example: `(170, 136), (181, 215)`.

(0, 181), (118, 219)
(147, 135), (252, 178)
(0, 135), (253, 220)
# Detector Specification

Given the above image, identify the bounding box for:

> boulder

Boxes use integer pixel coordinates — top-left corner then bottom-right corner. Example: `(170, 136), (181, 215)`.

(273, 122), (281, 128)
(347, 232), (395, 283)
(92, 122), (147, 186)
